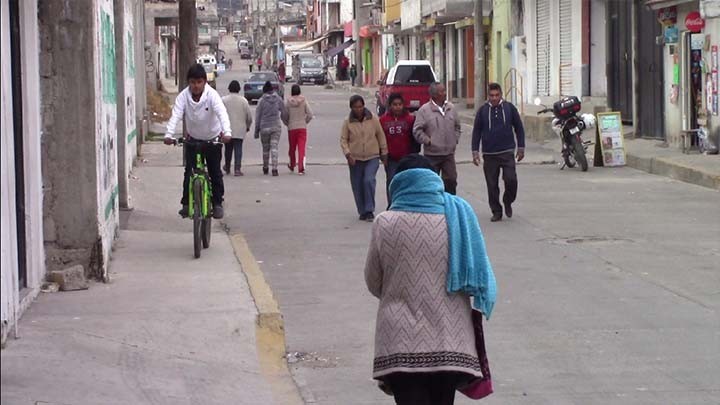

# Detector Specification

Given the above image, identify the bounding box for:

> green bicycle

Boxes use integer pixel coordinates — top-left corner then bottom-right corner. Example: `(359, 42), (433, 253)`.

(176, 137), (219, 258)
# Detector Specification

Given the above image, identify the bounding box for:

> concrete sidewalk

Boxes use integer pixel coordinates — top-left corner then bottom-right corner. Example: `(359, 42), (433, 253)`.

(0, 144), (296, 405)
(333, 81), (720, 190)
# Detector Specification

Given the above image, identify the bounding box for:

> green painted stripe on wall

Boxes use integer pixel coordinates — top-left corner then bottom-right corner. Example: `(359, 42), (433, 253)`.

(127, 129), (137, 143)
(104, 185), (119, 221)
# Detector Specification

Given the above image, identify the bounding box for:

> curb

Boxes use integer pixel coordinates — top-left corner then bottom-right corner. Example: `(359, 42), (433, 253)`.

(625, 153), (720, 191)
(228, 232), (305, 405)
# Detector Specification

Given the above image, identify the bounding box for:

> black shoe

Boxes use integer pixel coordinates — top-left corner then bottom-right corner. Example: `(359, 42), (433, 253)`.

(178, 205), (189, 218)
(263, 167), (269, 175)
(359, 213), (367, 221)
(223, 164), (230, 175)
(365, 212), (375, 222)
(212, 205), (224, 219)
(491, 213), (502, 222)
(272, 169), (279, 176)
(505, 204), (513, 218)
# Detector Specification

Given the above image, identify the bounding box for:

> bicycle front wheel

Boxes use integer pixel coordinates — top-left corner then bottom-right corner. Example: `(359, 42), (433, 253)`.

(201, 218), (211, 249)
(193, 179), (203, 258)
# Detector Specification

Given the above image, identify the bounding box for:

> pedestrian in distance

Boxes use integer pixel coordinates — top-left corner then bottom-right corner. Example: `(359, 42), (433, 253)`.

(254, 81), (287, 176)
(413, 82), (462, 195)
(257, 56), (263, 71)
(379, 93), (419, 207)
(249, 58), (254, 73)
(222, 80), (253, 176)
(365, 153), (497, 405)
(350, 64), (357, 87)
(340, 95), (388, 221)
(281, 84), (314, 175)
(163, 64), (232, 219)
(471, 82), (526, 222)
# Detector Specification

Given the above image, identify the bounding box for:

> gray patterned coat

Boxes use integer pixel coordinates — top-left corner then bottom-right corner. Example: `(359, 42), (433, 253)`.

(364, 211), (483, 380)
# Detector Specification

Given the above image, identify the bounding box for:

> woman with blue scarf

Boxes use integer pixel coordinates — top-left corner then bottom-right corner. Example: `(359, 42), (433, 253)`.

(364, 154), (497, 405)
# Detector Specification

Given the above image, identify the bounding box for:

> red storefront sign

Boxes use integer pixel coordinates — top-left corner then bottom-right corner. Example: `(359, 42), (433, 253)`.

(685, 11), (705, 32)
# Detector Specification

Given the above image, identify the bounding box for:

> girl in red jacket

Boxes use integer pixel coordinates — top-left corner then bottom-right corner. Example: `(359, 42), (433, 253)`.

(379, 93), (420, 208)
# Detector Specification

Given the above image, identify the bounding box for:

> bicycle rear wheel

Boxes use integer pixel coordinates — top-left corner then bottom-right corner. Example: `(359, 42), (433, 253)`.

(201, 218), (212, 248)
(193, 179), (202, 258)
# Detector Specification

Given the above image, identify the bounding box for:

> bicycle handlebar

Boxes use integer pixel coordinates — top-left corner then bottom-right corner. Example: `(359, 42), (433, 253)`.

(174, 136), (223, 146)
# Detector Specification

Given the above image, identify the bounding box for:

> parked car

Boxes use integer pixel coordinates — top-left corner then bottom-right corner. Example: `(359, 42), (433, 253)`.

(239, 47), (252, 59)
(375, 60), (438, 115)
(297, 54), (326, 85)
(243, 71), (284, 103)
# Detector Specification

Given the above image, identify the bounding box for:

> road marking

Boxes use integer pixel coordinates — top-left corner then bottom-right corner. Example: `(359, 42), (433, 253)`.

(229, 233), (305, 405)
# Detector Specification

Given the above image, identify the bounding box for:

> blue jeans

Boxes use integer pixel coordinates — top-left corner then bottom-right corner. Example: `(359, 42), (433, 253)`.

(348, 158), (379, 216)
(385, 158), (401, 208)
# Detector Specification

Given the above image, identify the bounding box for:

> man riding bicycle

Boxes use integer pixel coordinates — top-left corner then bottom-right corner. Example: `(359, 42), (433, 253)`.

(164, 64), (232, 219)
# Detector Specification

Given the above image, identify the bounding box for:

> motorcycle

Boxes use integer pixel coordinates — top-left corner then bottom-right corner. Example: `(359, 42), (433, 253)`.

(536, 96), (596, 171)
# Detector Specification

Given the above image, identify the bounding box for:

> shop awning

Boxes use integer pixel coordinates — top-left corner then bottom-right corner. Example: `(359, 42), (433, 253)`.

(285, 35), (328, 52)
(644, 0), (696, 9)
(326, 39), (355, 58)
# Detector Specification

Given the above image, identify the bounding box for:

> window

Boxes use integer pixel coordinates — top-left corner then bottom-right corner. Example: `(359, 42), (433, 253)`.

(250, 73), (278, 82)
(393, 65), (435, 84)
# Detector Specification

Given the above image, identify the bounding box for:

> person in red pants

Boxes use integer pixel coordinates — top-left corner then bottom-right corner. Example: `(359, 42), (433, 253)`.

(282, 84), (314, 174)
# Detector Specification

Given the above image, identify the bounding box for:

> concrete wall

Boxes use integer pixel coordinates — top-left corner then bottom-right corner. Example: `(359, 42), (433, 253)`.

(1, 0), (45, 345)
(40, 0), (118, 280)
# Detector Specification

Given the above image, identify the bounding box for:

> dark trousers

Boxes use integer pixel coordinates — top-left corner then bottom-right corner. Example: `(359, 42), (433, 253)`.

(385, 372), (465, 405)
(385, 158), (401, 208)
(224, 138), (244, 169)
(348, 158), (379, 215)
(182, 141), (224, 206)
(425, 154), (458, 195)
(483, 151), (517, 215)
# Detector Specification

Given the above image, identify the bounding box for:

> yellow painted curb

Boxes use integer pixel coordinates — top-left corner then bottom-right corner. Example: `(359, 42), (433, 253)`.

(229, 233), (305, 405)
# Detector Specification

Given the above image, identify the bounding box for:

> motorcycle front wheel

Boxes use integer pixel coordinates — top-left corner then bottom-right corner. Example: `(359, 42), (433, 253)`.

(571, 136), (589, 172)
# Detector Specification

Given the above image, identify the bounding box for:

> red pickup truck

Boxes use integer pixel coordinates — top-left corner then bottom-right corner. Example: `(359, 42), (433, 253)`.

(375, 61), (438, 115)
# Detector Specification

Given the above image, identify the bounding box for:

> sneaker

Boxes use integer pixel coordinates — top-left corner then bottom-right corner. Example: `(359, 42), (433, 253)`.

(178, 205), (189, 218)
(365, 212), (375, 222)
(263, 167), (269, 175)
(359, 213), (367, 221)
(504, 204), (513, 218)
(234, 169), (244, 176)
(212, 205), (224, 219)
(223, 164), (231, 175)
(272, 169), (279, 176)
(287, 163), (295, 172)
(298, 171), (305, 176)
(491, 213), (502, 222)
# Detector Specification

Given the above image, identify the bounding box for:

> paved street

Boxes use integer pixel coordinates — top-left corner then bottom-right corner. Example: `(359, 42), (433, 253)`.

(216, 40), (720, 404)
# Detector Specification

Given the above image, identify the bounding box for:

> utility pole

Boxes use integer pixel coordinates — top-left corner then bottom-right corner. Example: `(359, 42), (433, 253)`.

(353, 0), (363, 87)
(178, 0), (198, 85)
(473, 0), (485, 109)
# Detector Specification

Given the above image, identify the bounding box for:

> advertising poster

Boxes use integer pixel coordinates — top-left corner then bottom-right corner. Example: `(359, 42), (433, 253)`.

(596, 112), (626, 167)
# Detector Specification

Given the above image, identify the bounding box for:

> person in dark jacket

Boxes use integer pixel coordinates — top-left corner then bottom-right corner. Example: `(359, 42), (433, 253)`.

(379, 93), (419, 207)
(471, 82), (526, 222)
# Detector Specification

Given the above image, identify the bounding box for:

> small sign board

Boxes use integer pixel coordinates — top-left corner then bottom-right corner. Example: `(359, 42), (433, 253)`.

(594, 112), (627, 167)
(217, 63), (226, 72)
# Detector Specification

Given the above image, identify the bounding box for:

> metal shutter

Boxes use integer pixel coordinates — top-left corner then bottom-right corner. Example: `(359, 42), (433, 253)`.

(559, 0), (573, 95)
(536, 0), (551, 96)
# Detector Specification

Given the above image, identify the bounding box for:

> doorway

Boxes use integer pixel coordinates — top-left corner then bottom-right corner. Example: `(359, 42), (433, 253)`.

(9, 0), (27, 290)
(607, 0), (633, 123)
(636, 3), (665, 139)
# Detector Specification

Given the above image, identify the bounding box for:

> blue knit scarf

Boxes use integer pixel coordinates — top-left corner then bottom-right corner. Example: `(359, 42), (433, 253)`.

(389, 168), (497, 319)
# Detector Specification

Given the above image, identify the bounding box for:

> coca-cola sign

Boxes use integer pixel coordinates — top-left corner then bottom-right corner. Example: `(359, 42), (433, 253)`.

(685, 11), (705, 32)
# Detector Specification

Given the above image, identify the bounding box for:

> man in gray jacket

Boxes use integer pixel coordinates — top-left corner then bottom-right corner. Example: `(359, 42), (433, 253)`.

(413, 83), (461, 194)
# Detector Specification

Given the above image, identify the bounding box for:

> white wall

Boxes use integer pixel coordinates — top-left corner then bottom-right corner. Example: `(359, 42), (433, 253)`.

(95, 0), (120, 280)
(1, 0), (19, 344)
(590, 0), (607, 97)
(1, 0), (45, 345)
(340, 0), (353, 24)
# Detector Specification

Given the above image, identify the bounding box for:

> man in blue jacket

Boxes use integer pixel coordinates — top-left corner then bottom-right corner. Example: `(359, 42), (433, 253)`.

(471, 83), (526, 222)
